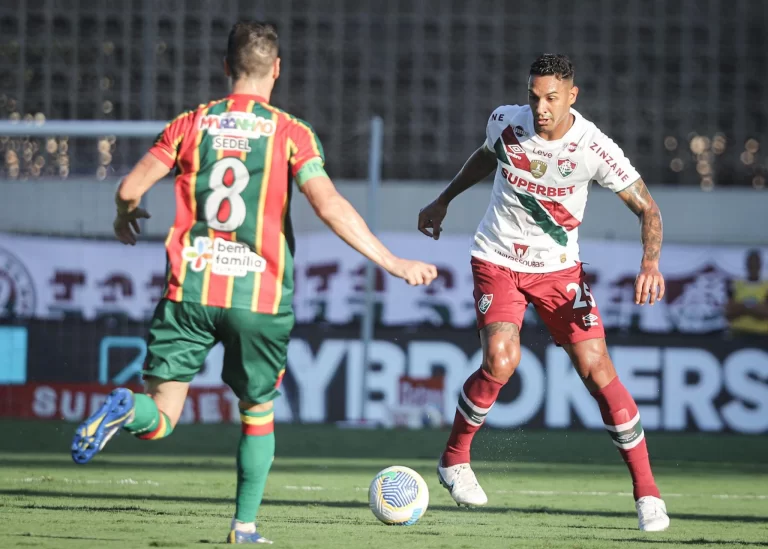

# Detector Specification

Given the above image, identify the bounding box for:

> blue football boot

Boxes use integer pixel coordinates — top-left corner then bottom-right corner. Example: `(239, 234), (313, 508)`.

(71, 388), (135, 464)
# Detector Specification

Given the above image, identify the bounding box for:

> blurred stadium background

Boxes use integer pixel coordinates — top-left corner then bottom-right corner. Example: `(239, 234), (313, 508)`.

(0, 2), (766, 547)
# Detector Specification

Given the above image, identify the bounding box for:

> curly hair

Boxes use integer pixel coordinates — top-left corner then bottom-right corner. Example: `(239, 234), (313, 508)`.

(529, 54), (575, 81)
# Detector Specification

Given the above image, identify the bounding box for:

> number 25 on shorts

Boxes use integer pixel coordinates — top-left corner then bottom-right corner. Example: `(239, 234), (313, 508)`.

(567, 281), (596, 309)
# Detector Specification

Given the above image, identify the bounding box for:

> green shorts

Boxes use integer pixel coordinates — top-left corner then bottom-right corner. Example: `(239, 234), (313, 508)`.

(143, 299), (294, 404)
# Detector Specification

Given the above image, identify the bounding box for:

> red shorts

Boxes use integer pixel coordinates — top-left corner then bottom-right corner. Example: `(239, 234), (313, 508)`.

(471, 256), (605, 345)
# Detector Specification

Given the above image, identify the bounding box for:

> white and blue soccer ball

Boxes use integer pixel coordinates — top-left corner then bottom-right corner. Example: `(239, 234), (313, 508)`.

(369, 466), (429, 526)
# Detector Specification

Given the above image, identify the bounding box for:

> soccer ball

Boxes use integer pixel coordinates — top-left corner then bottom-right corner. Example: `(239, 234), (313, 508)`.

(369, 466), (429, 526)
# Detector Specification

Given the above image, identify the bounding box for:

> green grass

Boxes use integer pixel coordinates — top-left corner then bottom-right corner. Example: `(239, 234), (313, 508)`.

(0, 420), (766, 548)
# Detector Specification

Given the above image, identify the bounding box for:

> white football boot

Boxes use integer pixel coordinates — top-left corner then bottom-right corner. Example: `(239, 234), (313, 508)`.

(636, 496), (670, 532)
(437, 461), (488, 506)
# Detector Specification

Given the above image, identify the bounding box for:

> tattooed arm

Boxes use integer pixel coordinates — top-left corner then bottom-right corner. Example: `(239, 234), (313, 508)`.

(617, 178), (666, 305)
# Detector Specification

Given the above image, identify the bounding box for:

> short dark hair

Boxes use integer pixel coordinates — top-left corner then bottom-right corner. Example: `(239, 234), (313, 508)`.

(226, 21), (279, 80)
(530, 54), (575, 81)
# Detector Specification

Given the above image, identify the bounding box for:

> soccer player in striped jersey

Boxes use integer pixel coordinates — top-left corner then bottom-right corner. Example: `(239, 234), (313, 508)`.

(71, 21), (437, 544)
(418, 54), (670, 532)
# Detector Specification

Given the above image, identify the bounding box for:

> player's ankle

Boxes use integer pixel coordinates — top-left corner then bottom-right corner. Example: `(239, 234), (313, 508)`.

(231, 519), (257, 533)
(634, 485), (661, 500)
(441, 450), (469, 468)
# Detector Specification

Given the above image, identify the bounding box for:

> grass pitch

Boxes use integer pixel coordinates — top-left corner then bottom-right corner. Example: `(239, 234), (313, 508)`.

(0, 420), (766, 548)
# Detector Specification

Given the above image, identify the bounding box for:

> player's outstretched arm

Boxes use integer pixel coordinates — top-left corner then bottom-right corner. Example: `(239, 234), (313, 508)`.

(113, 153), (171, 245)
(418, 145), (497, 240)
(302, 176), (438, 286)
(617, 178), (665, 305)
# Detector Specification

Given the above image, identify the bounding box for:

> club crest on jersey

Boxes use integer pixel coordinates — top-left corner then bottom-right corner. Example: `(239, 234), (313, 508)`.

(558, 158), (578, 178)
(478, 294), (493, 315)
(530, 160), (547, 179)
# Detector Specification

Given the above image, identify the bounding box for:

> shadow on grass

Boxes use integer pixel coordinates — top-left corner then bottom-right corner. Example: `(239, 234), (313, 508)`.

(2, 489), (765, 526)
(608, 539), (768, 547)
(9, 533), (124, 542)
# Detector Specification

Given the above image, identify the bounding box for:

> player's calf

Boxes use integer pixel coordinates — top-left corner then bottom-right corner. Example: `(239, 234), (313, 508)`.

(591, 377), (661, 500)
(441, 323), (519, 468)
(231, 401), (275, 542)
(566, 339), (662, 502)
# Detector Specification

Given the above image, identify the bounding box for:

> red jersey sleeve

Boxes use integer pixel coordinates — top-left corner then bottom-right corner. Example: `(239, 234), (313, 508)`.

(148, 111), (195, 169)
(286, 118), (326, 177)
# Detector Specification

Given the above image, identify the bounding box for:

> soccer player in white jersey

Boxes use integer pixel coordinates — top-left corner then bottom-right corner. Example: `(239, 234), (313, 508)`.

(417, 54), (670, 532)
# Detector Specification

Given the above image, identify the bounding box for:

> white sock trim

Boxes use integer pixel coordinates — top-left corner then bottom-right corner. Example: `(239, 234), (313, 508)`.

(604, 411), (641, 433)
(231, 519), (257, 533)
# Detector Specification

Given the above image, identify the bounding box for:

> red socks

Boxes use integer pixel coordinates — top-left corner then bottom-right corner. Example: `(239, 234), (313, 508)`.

(442, 368), (505, 467)
(443, 369), (660, 501)
(591, 377), (660, 500)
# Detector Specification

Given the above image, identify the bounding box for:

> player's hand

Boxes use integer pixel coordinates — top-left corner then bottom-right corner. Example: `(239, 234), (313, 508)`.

(114, 207), (151, 246)
(418, 198), (448, 240)
(635, 263), (665, 305)
(388, 258), (438, 286)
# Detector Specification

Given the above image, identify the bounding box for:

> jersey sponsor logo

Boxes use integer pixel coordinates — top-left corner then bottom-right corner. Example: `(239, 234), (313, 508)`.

(557, 158), (577, 178)
(532, 148), (553, 158)
(211, 238), (267, 277)
(589, 142), (632, 183)
(183, 237), (214, 272)
(501, 167), (576, 197)
(514, 125), (527, 137)
(0, 247), (36, 318)
(493, 246), (545, 268)
(477, 294), (493, 314)
(181, 236), (267, 277)
(530, 159), (548, 179)
(199, 112), (276, 139)
(212, 136), (252, 152)
(564, 142), (578, 153)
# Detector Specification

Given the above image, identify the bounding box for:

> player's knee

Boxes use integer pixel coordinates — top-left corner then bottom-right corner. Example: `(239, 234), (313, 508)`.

(239, 401), (273, 414)
(568, 339), (616, 390)
(238, 400), (275, 437)
(482, 340), (520, 381)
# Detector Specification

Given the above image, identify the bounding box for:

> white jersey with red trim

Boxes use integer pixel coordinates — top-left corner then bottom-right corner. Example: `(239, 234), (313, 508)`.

(470, 105), (640, 273)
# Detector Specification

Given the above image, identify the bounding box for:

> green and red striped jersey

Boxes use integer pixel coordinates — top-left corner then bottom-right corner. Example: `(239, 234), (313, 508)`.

(148, 93), (324, 314)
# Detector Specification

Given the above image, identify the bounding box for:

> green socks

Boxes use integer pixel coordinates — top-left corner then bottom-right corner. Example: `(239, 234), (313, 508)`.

(124, 393), (174, 440)
(121, 393), (275, 523)
(235, 408), (276, 523)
